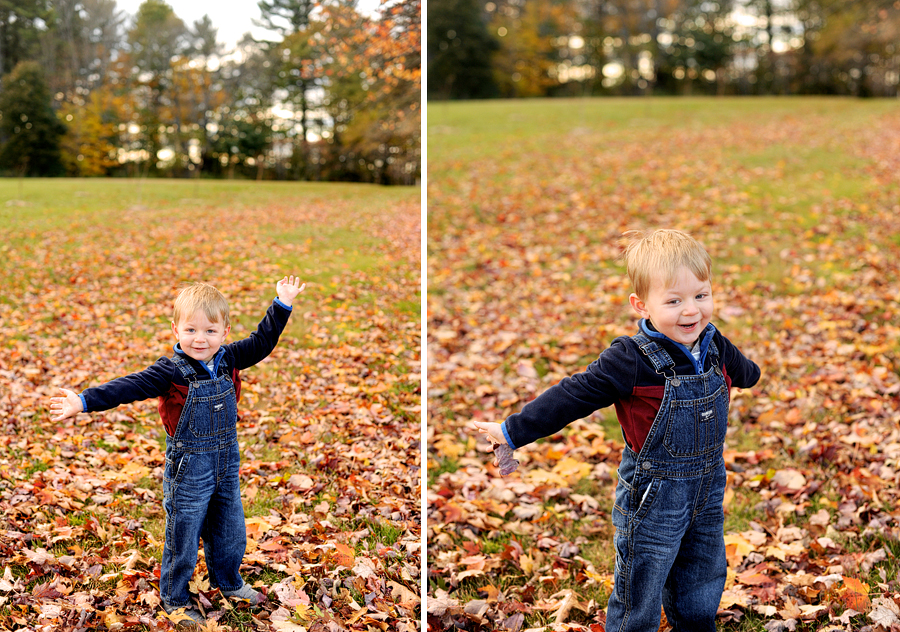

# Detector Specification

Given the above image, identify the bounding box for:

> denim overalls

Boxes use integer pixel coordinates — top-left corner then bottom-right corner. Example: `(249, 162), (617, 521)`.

(606, 333), (729, 632)
(160, 353), (247, 609)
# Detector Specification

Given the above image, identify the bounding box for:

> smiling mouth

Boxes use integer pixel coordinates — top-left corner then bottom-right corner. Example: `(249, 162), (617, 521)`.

(678, 322), (699, 331)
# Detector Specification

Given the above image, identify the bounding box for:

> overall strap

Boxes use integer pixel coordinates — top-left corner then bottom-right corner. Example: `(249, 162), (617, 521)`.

(171, 353), (199, 382)
(633, 333), (676, 372)
(707, 339), (721, 369)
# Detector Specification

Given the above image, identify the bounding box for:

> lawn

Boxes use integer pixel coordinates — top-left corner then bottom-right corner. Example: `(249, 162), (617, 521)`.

(0, 178), (421, 631)
(426, 97), (900, 631)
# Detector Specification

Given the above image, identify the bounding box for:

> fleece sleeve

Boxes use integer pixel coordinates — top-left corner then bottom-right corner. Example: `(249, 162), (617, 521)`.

(227, 299), (293, 371)
(501, 338), (636, 450)
(80, 358), (176, 413)
(717, 331), (761, 389)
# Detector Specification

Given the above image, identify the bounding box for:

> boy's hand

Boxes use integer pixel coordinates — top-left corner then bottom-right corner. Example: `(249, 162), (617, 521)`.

(50, 388), (84, 422)
(472, 421), (506, 446)
(276, 275), (306, 306)
(472, 421), (519, 475)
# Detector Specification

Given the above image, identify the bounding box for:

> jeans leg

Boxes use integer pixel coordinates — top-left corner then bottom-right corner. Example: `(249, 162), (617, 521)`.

(161, 452), (214, 608)
(203, 443), (247, 592)
(662, 468), (727, 632)
(607, 476), (688, 632)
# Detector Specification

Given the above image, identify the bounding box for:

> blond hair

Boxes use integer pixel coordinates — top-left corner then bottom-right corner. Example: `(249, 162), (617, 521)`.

(172, 283), (230, 328)
(623, 229), (711, 300)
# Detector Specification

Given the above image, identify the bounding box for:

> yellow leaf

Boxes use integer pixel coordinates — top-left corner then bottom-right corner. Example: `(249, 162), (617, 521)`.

(519, 554), (534, 575)
(723, 533), (755, 566)
(345, 607), (367, 625)
(551, 457), (592, 482)
(433, 435), (463, 460)
(719, 587), (750, 609)
(162, 608), (196, 625)
(525, 469), (569, 486)
(293, 603), (313, 623)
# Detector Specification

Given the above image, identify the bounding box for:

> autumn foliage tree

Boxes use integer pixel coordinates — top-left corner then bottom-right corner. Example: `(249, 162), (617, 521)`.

(57, 88), (121, 176)
(488, 0), (578, 97)
(324, 0), (421, 183)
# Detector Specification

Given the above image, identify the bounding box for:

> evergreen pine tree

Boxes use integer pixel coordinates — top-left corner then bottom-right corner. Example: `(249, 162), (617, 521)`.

(427, 0), (499, 99)
(0, 61), (67, 176)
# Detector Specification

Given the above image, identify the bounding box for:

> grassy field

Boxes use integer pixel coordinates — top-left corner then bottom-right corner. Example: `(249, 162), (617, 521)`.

(427, 98), (900, 631)
(0, 178), (421, 631)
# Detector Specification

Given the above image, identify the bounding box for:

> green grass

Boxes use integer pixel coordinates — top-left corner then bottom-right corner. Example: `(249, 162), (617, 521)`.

(428, 96), (898, 164)
(363, 518), (404, 547)
(428, 457), (460, 486)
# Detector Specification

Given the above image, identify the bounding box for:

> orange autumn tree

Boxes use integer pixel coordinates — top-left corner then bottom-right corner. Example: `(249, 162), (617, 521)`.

(321, 0), (420, 184)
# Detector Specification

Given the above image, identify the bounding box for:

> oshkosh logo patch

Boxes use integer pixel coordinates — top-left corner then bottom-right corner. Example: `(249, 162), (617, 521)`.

(701, 409), (714, 419)
(214, 403), (224, 411)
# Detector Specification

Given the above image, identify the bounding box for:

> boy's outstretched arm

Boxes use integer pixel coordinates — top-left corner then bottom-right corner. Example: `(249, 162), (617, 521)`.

(50, 388), (84, 422)
(276, 275), (305, 306)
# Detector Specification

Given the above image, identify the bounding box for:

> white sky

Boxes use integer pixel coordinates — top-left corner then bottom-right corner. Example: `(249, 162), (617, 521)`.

(113, 0), (380, 50)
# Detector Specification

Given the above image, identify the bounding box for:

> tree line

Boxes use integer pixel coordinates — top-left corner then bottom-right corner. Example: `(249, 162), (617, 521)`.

(0, 0), (420, 184)
(427, 0), (900, 99)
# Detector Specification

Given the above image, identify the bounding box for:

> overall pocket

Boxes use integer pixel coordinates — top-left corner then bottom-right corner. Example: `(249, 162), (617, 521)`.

(164, 451), (192, 485)
(612, 474), (661, 533)
(664, 385), (729, 457)
(188, 385), (236, 437)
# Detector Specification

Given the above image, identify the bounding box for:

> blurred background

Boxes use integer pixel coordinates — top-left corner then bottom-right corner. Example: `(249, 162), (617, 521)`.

(426, 0), (900, 99)
(0, 0), (420, 184)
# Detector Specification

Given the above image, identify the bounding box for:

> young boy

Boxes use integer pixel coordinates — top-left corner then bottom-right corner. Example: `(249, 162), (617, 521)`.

(49, 277), (305, 629)
(474, 230), (760, 632)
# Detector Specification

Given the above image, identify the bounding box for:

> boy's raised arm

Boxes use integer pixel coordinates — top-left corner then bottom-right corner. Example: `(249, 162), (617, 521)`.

(50, 388), (84, 422)
(229, 276), (305, 371)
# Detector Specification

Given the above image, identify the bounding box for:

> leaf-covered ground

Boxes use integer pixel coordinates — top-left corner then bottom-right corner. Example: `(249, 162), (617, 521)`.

(426, 98), (900, 631)
(0, 179), (421, 631)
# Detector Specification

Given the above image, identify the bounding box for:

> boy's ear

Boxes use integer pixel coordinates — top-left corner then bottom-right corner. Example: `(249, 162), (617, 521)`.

(171, 321), (179, 338)
(629, 293), (650, 319)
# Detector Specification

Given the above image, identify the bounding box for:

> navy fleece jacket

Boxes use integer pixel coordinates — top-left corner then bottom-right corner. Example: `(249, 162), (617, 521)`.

(501, 320), (760, 452)
(79, 299), (292, 436)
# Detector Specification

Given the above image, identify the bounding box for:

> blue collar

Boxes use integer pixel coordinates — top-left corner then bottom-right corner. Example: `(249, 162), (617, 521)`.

(639, 319), (716, 374)
(173, 343), (225, 378)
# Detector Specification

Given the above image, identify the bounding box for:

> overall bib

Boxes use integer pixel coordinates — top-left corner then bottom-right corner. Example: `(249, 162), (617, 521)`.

(160, 353), (247, 609)
(606, 333), (729, 632)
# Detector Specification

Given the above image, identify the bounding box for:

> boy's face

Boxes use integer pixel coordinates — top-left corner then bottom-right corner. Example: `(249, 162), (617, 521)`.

(171, 310), (231, 363)
(629, 267), (713, 347)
